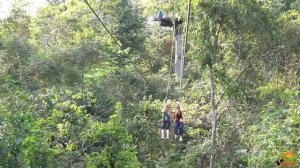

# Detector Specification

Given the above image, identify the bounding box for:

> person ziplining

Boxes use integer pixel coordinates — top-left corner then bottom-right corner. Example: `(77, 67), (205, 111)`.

(155, 10), (186, 141)
(155, 0), (191, 142)
(160, 100), (185, 141)
(174, 101), (184, 141)
(161, 100), (172, 140)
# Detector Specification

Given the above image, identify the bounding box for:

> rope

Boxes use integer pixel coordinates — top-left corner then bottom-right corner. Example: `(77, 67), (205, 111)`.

(165, 32), (175, 100)
(165, 8), (178, 100)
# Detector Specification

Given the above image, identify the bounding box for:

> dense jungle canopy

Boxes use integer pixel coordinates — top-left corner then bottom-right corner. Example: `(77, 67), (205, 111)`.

(0, 0), (299, 167)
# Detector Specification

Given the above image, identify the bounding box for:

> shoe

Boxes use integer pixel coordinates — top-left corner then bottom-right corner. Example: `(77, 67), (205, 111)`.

(179, 136), (183, 141)
(174, 135), (177, 139)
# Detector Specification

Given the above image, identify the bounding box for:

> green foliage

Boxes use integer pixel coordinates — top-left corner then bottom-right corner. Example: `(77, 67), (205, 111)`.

(0, 86), (140, 167)
(244, 86), (300, 167)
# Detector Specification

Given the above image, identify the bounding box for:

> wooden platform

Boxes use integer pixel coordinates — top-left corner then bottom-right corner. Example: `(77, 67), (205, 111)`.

(154, 17), (183, 27)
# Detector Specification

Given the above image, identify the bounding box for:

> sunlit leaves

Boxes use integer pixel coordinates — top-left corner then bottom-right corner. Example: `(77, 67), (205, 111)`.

(244, 86), (300, 167)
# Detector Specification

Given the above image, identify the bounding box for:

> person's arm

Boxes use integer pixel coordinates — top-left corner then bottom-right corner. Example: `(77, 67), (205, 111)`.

(162, 104), (166, 113)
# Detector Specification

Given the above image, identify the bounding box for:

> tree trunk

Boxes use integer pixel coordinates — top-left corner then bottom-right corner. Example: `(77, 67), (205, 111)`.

(81, 67), (85, 95)
(209, 61), (217, 168)
(209, 27), (220, 168)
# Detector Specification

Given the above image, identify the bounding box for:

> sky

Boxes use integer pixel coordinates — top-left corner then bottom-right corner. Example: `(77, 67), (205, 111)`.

(0, 0), (157, 20)
(0, 0), (48, 19)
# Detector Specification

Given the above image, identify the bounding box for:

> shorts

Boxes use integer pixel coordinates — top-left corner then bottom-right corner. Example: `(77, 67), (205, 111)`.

(161, 119), (171, 129)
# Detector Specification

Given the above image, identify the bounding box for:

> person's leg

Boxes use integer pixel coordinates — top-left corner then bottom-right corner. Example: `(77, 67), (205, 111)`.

(161, 129), (165, 139)
(166, 129), (169, 139)
(179, 122), (184, 141)
(174, 121), (179, 138)
(166, 121), (170, 139)
(161, 120), (166, 139)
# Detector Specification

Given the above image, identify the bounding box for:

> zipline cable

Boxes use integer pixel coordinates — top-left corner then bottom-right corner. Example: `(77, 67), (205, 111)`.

(83, 0), (121, 49)
(83, 0), (148, 83)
